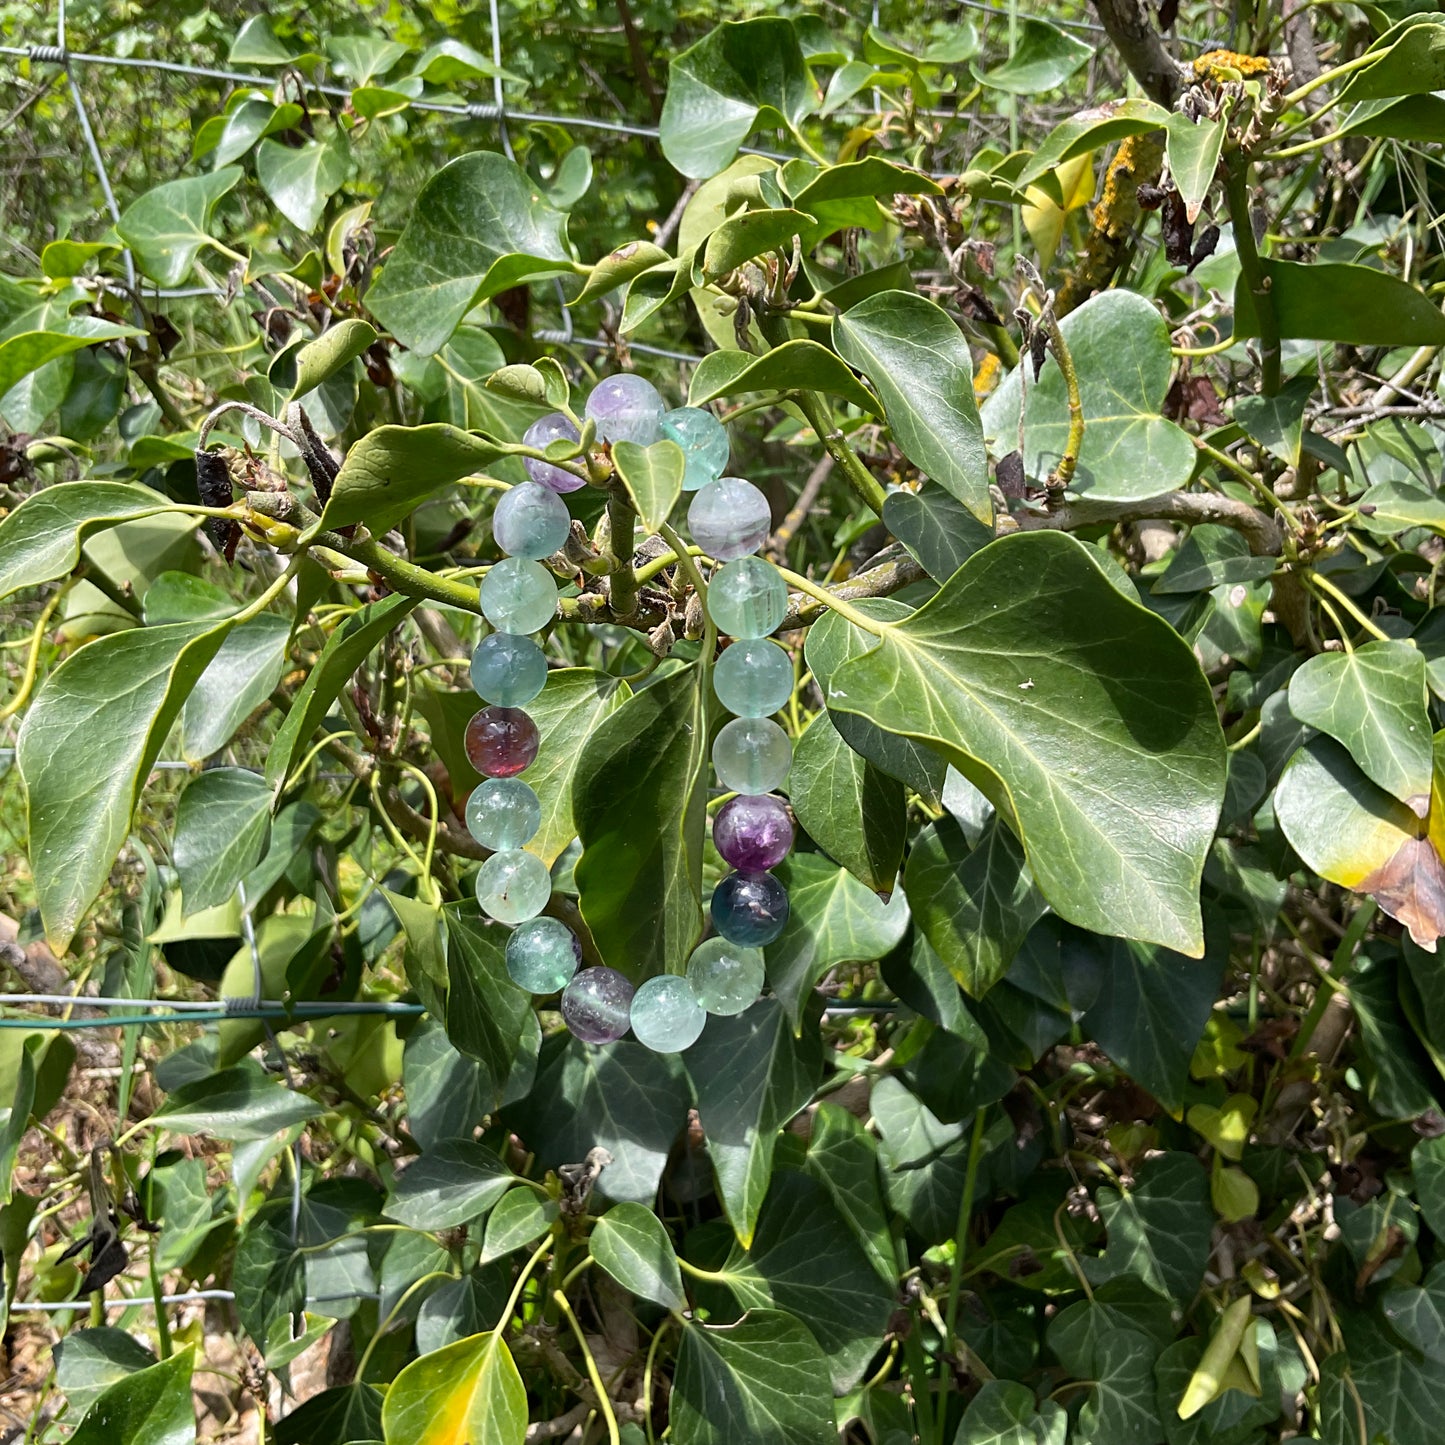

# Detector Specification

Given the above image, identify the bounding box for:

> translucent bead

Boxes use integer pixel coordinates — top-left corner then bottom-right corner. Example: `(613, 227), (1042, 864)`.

(523, 412), (585, 493)
(713, 794), (793, 872)
(687, 936), (765, 1016)
(712, 716), (791, 795)
(660, 406), (729, 491)
(476, 849), (552, 924)
(688, 477), (771, 561)
(708, 556), (787, 638)
(711, 871), (790, 947)
(481, 558), (557, 635)
(506, 916), (581, 994)
(466, 777), (541, 850)
(470, 632), (548, 707)
(493, 482), (571, 560)
(465, 706), (540, 778)
(585, 374), (666, 446)
(713, 639), (793, 718)
(629, 975), (707, 1053)
(561, 966), (636, 1045)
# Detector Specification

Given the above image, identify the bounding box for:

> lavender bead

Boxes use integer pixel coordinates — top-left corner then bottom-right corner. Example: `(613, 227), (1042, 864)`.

(523, 412), (586, 493)
(561, 966), (636, 1045)
(713, 794), (794, 872)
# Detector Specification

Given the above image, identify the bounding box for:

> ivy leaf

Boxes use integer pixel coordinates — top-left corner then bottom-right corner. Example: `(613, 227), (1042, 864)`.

(172, 767), (272, 915)
(686, 997), (824, 1246)
(444, 905), (535, 1108)
(660, 19), (813, 179)
(0, 316), (142, 402)
(574, 240), (672, 305)
(833, 291), (991, 521)
(116, 168), (243, 287)
(385, 1140), (514, 1230)
(1019, 99), (1170, 186)
(155, 1065), (322, 1140)
(19, 620), (231, 953)
(591, 1201), (686, 1310)
(1152, 525), (1276, 594)
(1318, 1310), (1445, 1445)
(1164, 114), (1226, 222)
(700, 207), (818, 281)
(1235, 260), (1445, 347)
(574, 666), (708, 979)
(956, 1379), (1069, 1445)
(479, 1187), (557, 1265)
(0, 1041), (36, 1208)
(804, 1102), (896, 1284)
(1079, 1330), (1166, 1445)
(290, 319), (377, 402)
(1337, 15), (1445, 103)
(380, 1330), (527, 1445)
(416, 1268), (513, 1356)
(827, 532), (1226, 955)
(687, 339), (878, 414)
(180, 615), (290, 762)
(257, 132), (350, 233)
(672, 1311), (836, 1445)
(882, 486), (994, 583)
(365, 152), (576, 356)
(68, 1346), (196, 1445)
(53, 1329), (157, 1419)
(272, 1384), (384, 1445)
(1156, 1328), (1284, 1444)
(614, 438), (686, 534)
(980, 289), (1195, 501)
(404, 1017), (497, 1151)
(972, 17), (1091, 93)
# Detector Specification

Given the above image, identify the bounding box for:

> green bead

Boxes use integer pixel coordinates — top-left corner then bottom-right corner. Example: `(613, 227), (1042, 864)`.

(708, 557), (787, 638)
(629, 975), (706, 1053)
(687, 937), (764, 1016)
(470, 632), (549, 707)
(475, 849), (551, 924)
(481, 558), (557, 634)
(506, 916), (581, 994)
(466, 778), (541, 850)
(713, 639), (793, 717)
(661, 406), (729, 491)
(712, 716), (791, 795)
(494, 481), (571, 560)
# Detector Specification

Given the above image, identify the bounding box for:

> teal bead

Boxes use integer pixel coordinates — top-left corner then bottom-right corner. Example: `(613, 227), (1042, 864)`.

(713, 639), (793, 717)
(470, 632), (548, 707)
(688, 477), (770, 561)
(687, 937), (765, 1016)
(481, 558), (557, 634)
(661, 406), (729, 491)
(629, 975), (706, 1053)
(708, 557), (787, 638)
(506, 917), (581, 994)
(475, 849), (552, 924)
(466, 778), (541, 850)
(494, 482), (571, 560)
(712, 716), (791, 794)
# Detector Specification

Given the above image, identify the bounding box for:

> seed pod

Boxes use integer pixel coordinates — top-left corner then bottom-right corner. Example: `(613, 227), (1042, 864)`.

(195, 448), (240, 556)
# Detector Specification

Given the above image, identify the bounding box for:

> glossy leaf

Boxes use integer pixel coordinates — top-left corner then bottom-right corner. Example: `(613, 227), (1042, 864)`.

(180, 614), (290, 762)
(68, 1347), (195, 1445)
(956, 1379), (1068, 1445)
(155, 1065), (322, 1139)
(479, 1187), (557, 1264)
(116, 168), (243, 287)
(172, 767), (272, 914)
(688, 339), (877, 414)
(1338, 15), (1445, 102)
(274, 1384), (385, 1445)
(1235, 260), (1445, 346)
(257, 132), (350, 232)
(1164, 114), (1226, 222)
(804, 1102), (896, 1283)
(386, 1140), (513, 1229)
(1019, 99), (1170, 185)
(701, 207), (817, 281)
(882, 485), (994, 582)
(291, 319), (377, 401)
(972, 17), (1091, 94)
(591, 1201), (686, 1309)
(380, 1330), (526, 1445)
(614, 438), (685, 534)
(0, 316), (142, 402)
(54, 1328), (158, 1418)
(444, 905), (535, 1107)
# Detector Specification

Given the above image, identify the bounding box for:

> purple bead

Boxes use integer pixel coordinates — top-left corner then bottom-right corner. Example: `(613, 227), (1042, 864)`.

(523, 412), (586, 493)
(465, 706), (539, 778)
(561, 966), (636, 1045)
(710, 871), (790, 947)
(713, 794), (794, 872)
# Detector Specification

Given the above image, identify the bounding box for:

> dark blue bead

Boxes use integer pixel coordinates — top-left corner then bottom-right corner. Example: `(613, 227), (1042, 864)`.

(710, 871), (789, 947)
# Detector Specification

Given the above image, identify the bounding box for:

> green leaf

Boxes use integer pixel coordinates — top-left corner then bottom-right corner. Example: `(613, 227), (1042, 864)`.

(380, 1330), (527, 1445)
(1157, 1325), (1285, 1444)
(1415, 1135), (1445, 1239)
(319, 423), (509, 535)
(574, 666), (708, 979)
(69, 1347), (195, 1445)
(804, 1102), (895, 1284)
(273, 1384), (385, 1445)
(980, 289), (1196, 501)
(229, 15), (316, 66)
(1338, 15), (1445, 102)
(833, 291), (991, 520)
(686, 998), (824, 1246)
(972, 17), (1091, 94)
(404, 1017), (496, 1151)
(672, 1311), (836, 1445)
(788, 709), (904, 893)
(591, 1201), (686, 1309)
(955, 1379), (1068, 1445)
(1318, 1310), (1445, 1445)
(660, 19), (813, 179)
(0, 317), (141, 402)
(1152, 524), (1277, 594)
(1287, 640), (1433, 808)
(1085, 1151), (1212, 1302)
(1019, 99), (1171, 186)
(701, 207), (818, 280)
(0, 481), (172, 601)
(764, 854), (910, 1027)
(574, 240), (671, 305)
(1079, 1330), (1165, 1445)
(291, 319), (378, 401)
(155, 1065), (322, 1139)
(365, 152), (575, 356)
(416, 1268), (513, 1357)
(232, 1201), (305, 1350)
(54, 1328), (158, 1418)
(785, 156), (943, 210)
(173, 767), (272, 914)
(1235, 260), (1445, 346)
(1341, 92), (1445, 141)
(116, 168), (243, 287)
(385, 1140), (514, 1229)
(827, 532), (1226, 955)
(257, 132), (350, 233)
(1164, 114), (1226, 222)
(19, 620), (230, 953)
(903, 815), (1045, 997)
(687, 339), (878, 414)
(0, 1040), (36, 1208)
(267, 594), (418, 788)
(180, 615), (290, 762)
(444, 905), (535, 1108)
(480, 1187), (557, 1264)
(614, 438), (686, 534)
(883, 486), (995, 583)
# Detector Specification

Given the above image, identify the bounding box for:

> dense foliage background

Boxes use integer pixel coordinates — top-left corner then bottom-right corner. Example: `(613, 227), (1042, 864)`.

(3, 0), (1445, 1441)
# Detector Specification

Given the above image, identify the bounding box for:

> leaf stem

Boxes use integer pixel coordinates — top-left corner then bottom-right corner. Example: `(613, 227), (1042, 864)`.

(774, 565), (889, 635)
(789, 388), (888, 516)
(553, 1289), (621, 1445)
(1308, 570), (1393, 644)
(942, 1109), (987, 1357)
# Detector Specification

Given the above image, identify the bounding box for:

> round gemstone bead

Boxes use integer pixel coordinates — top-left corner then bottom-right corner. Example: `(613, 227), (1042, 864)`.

(481, 558), (557, 635)
(711, 871), (790, 947)
(688, 477), (771, 562)
(475, 849), (552, 924)
(713, 639), (793, 718)
(708, 556), (787, 638)
(712, 716), (791, 795)
(561, 966), (636, 1045)
(661, 406), (729, 491)
(466, 777), (541, 850)
(713, 794), (794, 872)
(506, 916), (581, 994)
(470, 632), (548, 707)
(493, 482), (571, 560)
(687, 936), (765, 1016)
(523, 412), (585, 493)
(585, 374), (666, 446)
(629, 975), (707, 1053)
(465, 706), (540, 778)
